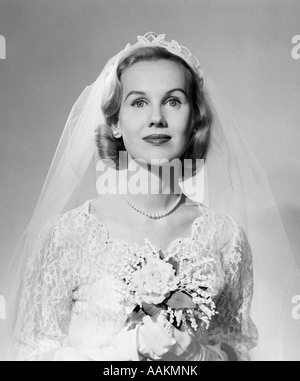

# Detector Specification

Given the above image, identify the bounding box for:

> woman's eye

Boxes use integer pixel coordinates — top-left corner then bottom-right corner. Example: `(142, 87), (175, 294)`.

(132, 100), (147, 108)
(166, 98), (181, 107)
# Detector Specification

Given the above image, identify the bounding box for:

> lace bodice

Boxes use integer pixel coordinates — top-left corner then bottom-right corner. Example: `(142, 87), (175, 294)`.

(14, 200), (258, 361)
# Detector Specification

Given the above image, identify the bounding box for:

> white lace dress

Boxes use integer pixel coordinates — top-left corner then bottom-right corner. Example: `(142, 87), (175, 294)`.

(14, 200), (258, 361)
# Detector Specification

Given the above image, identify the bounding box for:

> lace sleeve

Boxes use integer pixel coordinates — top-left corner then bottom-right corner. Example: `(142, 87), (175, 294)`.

(13, 214), (78, 360)
(207, 216), (258, 361)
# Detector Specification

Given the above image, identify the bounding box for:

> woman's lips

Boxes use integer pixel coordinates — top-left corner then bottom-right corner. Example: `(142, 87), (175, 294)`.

(143, 134), (171, 144)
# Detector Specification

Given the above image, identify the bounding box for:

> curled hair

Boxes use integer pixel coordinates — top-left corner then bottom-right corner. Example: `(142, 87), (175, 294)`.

(95, 46), (214, 170)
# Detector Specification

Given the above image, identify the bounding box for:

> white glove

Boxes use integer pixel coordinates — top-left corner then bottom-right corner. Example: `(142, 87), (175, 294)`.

(137, 314), (176, 360)
(138, 311), (227, 361)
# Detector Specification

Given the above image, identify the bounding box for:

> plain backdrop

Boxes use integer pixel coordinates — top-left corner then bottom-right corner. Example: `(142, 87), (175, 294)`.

(0, 0), (300, 280)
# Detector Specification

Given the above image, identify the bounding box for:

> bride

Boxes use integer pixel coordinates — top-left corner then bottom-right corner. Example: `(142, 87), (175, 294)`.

(0, 32), (299, 361)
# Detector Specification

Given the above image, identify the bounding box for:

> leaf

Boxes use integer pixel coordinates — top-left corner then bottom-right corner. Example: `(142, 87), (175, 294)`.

(125, 307), (147, 330)
(166, 291), (196, 309)
(165, 257), (179, 273)
(142, 302), (162, 316)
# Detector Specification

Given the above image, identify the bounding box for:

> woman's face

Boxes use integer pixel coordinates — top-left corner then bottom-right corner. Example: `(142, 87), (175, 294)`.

(118, 60), (192, 163)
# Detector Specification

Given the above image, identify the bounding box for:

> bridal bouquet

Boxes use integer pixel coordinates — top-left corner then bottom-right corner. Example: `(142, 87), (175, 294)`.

(115, 239), (219, 332)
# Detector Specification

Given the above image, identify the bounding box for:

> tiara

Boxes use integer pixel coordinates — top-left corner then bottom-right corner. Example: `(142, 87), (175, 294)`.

(125, 32), (203, 81)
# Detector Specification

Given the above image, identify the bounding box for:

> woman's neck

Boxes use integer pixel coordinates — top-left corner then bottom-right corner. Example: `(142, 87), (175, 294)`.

(118, 157), (182, 211)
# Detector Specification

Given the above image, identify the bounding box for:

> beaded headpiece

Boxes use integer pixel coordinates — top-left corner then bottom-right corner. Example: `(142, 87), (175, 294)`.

(124, 32), (203, 81)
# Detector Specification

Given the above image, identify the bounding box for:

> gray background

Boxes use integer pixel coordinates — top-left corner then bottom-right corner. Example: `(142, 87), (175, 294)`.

(0, 0), (300, 274)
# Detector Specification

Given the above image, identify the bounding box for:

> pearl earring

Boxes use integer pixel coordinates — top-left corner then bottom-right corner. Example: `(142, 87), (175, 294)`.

(112, 130), (122, 138)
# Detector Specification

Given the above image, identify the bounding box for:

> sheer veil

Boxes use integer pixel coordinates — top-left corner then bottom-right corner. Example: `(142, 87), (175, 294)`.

(0, 32), (299, 361)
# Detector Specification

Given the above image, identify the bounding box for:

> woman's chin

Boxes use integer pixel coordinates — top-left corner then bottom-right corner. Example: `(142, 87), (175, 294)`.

(129, 153), (183, 166)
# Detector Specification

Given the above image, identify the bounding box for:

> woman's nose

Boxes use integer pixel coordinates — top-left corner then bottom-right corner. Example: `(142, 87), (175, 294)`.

(148, 106), (167, 128)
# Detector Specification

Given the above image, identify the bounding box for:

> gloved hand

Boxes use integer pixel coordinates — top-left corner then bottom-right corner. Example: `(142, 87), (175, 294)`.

(137, 311), (227, 361)
(137, 313), (177, 360)
(137, 310), (200, 361)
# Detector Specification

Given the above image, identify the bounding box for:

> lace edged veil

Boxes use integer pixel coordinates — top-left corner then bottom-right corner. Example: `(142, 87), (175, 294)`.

(0, 32), (299, 361)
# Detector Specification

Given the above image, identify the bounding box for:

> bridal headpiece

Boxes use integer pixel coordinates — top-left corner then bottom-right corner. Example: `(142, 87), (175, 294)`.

(124, 32), (203, 81)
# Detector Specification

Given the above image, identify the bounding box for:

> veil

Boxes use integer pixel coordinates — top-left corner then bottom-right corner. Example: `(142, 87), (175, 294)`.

(0, 32), (299, 361)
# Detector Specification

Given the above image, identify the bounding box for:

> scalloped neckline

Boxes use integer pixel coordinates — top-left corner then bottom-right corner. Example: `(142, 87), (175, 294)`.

(82, 199), (208, 254)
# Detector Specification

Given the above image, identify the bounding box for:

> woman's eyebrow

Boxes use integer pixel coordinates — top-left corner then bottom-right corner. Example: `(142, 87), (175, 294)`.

(165, 88), (187, 97)
(124, 88), (187, 102)
(124, 91), (146, 101)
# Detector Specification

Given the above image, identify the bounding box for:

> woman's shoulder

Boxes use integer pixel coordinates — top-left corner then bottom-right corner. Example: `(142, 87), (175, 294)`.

(197, 202), (239, 224)
(42, 199), (94, 237)
(196, 202), (247, 238)
(196, 205), (251, 266)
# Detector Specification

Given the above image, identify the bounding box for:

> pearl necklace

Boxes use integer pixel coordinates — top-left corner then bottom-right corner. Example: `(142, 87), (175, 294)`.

(121, 192), (183, 219)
